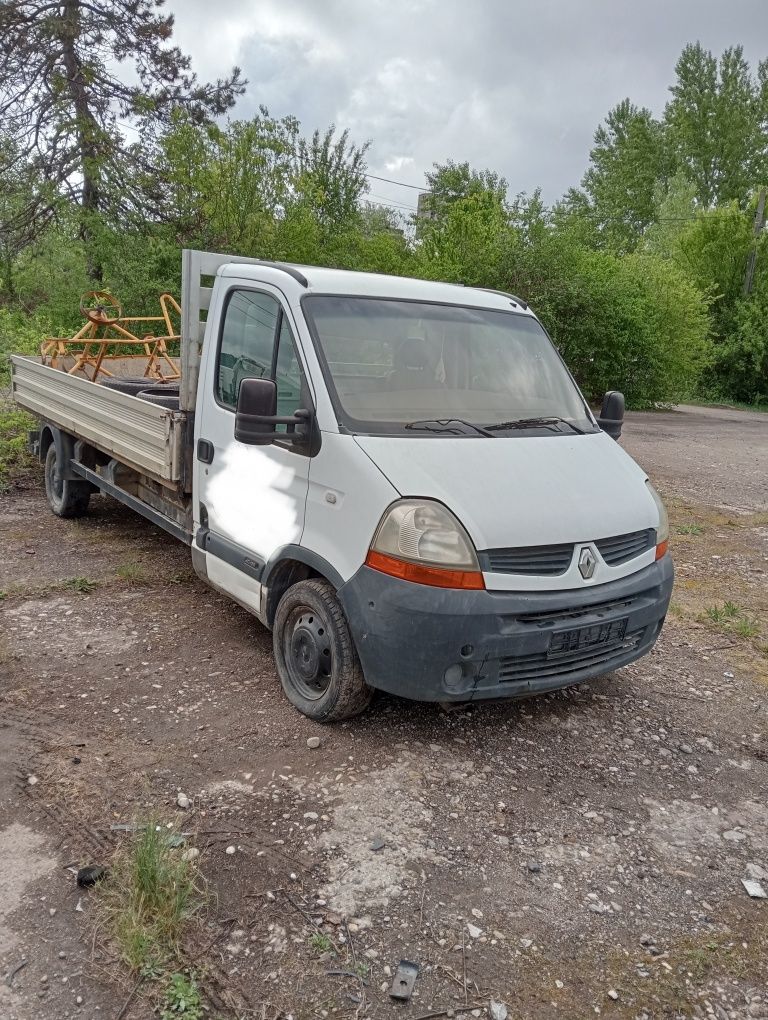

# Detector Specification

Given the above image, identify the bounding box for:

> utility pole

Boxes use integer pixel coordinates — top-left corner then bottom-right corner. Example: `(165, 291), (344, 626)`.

(743, 187), (766, 297)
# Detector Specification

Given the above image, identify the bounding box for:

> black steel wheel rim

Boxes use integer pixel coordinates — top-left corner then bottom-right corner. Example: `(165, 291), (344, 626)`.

(284, 607), (333, 700)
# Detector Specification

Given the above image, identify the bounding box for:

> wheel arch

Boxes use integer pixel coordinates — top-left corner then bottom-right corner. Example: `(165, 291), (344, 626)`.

(263, 546), (345, 628)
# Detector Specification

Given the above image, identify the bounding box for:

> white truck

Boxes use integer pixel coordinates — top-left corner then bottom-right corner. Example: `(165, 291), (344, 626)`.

(11, 249), (673, 721)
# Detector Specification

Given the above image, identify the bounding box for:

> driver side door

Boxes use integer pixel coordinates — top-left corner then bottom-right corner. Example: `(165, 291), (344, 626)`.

(196, 284), (312, 616)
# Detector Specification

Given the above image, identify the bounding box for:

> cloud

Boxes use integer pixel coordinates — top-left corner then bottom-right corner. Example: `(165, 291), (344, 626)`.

(168, 0), (768, 207)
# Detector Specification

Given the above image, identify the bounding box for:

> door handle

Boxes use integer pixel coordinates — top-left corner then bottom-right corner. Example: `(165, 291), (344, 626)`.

(197, 439), (214, 464)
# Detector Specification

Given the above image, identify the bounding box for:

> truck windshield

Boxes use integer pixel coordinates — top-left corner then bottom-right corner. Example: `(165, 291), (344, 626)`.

(303, 296), (596, 435)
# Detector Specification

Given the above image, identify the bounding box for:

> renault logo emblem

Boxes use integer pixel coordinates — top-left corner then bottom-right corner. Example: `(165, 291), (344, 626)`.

(578, 547), (597, 580)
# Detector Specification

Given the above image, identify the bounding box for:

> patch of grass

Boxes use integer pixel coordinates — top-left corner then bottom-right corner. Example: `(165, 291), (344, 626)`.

(0, 402), (35, 491)
(65, 576), (97, 594)
(160, 971), (203, 1019)
(703, 601), (762, 643)
(668, 600), (684, 617)
(116, 561), (146, 583)
(705, 600), (742, 623)
(99, 823), (205, 973)
(676, 523), (704, 536)
(309, 932), (334, 955)
(734, 616), (760, 638)
(697, 397), (768, 415)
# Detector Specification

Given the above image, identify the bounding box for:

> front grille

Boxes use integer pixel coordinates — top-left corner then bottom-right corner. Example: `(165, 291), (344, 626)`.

(515, 595), (640, 626)
(483, 544), (573, 576)
(595, 529), (655, 565)
(482, 529), (654, 576)
(498, 629), (643, 683)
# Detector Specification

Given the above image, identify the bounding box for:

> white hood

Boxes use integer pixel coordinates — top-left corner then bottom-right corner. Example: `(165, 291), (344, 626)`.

(354, 432), (658, 551)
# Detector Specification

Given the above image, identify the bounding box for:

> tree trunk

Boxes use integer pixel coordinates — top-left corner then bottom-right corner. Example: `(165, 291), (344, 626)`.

(0, 248), (15, 301)
(58, 0), (103, 282)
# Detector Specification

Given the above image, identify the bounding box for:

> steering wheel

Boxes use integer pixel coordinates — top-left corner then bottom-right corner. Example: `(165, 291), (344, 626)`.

(79, 291), (123, 325)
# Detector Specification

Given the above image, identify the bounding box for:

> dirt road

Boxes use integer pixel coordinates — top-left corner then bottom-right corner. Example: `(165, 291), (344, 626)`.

(1, 405), (767, 1020)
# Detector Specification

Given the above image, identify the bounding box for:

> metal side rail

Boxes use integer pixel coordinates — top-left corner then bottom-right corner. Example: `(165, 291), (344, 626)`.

(70, 462), (192, 545)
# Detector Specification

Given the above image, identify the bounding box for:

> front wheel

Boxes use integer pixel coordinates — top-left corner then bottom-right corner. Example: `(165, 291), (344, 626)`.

(44, 444), (91, 518)
(273, 579), (373, 721)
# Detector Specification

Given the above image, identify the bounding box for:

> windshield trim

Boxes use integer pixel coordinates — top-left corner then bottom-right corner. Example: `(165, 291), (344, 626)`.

(300, 292), (597, 437)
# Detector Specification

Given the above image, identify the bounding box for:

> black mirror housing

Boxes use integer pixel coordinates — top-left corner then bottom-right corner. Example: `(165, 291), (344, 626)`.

(235, 378), (278, 445)
(234, 377), (313, 447)
(597, 390), (625, 440)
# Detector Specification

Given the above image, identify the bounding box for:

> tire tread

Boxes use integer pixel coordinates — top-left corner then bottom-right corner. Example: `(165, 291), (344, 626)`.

(273, 579), (372, 722)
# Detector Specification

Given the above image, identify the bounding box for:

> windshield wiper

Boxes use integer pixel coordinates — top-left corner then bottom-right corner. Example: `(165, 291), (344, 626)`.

(485, 416), (587, 435)
(404, 418), (494, 437)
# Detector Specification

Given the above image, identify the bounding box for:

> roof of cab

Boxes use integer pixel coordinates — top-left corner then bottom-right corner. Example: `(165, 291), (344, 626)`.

(220, 260), (533, 315)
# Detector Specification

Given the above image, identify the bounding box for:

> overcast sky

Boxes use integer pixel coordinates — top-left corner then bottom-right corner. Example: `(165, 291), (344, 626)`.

(168, 0), (768, 213)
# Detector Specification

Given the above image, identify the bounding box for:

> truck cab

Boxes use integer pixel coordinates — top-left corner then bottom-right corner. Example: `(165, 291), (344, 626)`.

(191, 260), (672, 719)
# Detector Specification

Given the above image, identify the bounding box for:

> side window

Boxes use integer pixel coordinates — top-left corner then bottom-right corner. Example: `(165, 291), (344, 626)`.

(275, 317), (303, 418)
(274, 317), (309, 433)
(216, 290), (280, 408)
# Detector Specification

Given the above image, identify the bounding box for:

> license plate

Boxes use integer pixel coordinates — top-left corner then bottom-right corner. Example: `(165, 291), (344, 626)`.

(548, 618), (628, 656)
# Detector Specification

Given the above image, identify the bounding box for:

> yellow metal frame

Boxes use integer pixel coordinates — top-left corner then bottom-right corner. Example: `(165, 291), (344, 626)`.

(41, 293), (182, 382)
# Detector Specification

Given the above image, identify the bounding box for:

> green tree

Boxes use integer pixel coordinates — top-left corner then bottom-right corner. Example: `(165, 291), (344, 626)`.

(665, 43), (768, 208)
(293, 127), (369, 229)
(155, 109), (299, 255)
(642, 171), (698, 259)
(415, 162), (512, 286)
(0, 135), (53, 299)
(0, 0), (245, 279)
(576, 100), (672, 253)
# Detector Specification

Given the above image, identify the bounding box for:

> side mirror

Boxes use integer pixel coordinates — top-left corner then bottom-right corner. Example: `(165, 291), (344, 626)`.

(597, 390), (625, 441)
(234, 377), (311, 446)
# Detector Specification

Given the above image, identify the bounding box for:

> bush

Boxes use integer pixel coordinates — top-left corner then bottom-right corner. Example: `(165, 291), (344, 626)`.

(505, 236), (711, 405)
(710, 284), (768, 403)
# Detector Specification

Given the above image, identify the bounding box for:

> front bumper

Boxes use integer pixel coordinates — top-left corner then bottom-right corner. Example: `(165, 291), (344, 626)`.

(338, 555), (674, 702)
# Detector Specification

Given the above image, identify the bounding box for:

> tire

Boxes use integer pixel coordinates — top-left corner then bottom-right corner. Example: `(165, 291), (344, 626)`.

(101, 378), (179, 396)
(273, 579), (373, 722)
(137, 390), (180, 409)
(44, 443), (91, 518)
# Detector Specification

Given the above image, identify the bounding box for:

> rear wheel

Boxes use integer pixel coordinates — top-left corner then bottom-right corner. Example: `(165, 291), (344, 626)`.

(273, 579), (373, 721)
(44, 444), (91, 518)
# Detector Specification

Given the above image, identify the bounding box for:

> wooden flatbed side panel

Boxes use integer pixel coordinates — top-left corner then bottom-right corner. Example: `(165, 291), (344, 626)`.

(10, 355), (183, 482)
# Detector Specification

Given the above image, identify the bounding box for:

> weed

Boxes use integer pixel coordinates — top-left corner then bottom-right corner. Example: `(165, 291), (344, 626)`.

(668, 601), (684, 617)
(704, 601), (761, 641)
(676, 523), (704, 536)
(705, 601), (742, 623)
(98, 823), (204, 972)
(310, 933), (334, 955)
(66, 576), (97, 594)
(160, 971), (203, 1019)
(355, 961), (369, 979)
(735, 617), (759, 638)
(116, 561), (146, 583)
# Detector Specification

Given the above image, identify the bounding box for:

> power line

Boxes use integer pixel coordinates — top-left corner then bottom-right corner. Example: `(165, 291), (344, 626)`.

(364, 172), (428, 192)
(367, 193), (418, 212)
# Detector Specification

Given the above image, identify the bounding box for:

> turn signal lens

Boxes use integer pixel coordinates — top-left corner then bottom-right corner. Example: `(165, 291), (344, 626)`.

(365, 550), (485, 590)
(645, 481), (669, 544)
(655, 539), (669, 560)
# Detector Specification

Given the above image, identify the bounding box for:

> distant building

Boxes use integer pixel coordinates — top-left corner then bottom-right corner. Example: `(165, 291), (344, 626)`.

(417, 192), (437, 221)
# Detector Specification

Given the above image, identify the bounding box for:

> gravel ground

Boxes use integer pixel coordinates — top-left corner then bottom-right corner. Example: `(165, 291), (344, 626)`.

(0, 405), (767, 1020)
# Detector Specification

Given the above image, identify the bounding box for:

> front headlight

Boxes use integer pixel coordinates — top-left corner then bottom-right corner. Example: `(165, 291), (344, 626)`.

(646, 481), (669, 553)
(366, 499), (484, 589)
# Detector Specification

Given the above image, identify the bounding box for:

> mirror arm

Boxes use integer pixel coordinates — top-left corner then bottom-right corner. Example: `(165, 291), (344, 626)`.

(236, 409), (310, 427)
